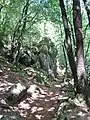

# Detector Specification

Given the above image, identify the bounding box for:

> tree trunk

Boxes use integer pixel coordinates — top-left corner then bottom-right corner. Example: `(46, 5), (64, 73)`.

(73, 0), (86, 88)
(73, 0), (90, 106)
(59, 0), (79, 92)
(10, 0), (30, 66)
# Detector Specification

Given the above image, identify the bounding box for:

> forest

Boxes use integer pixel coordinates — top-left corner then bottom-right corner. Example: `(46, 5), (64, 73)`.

(0, 0), (90, 120)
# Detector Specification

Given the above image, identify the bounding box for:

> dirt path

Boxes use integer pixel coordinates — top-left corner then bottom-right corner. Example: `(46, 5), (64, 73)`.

(0, 59), (61, 120)
(1, 57), (90, 120)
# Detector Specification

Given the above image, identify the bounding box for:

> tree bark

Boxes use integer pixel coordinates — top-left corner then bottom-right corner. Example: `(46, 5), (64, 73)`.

(59, 0), (79, 92)
(73, 0), (90, 106)
(10, 0), (30, 66)
(73, 0), (86, 87)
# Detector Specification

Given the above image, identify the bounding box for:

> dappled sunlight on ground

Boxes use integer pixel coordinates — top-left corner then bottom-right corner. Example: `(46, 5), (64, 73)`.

(0, 59), (61, 120)
(1, 57), (90, 120)
(14, 89), (60, 119)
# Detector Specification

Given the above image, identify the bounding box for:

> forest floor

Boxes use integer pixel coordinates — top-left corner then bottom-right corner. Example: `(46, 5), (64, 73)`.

(0, 56), (90, 120)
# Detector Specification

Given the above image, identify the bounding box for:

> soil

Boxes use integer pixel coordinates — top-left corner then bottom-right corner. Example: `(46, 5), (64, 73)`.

(0, 57), (61, 120)
(0, 57), (90, 120)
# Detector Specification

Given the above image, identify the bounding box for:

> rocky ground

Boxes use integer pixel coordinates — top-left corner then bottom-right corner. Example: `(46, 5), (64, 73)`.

(0, 56), (90, 120)
(0, 56), (61, 120)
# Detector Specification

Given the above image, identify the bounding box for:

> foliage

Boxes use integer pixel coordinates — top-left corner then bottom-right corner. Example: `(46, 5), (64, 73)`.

(0, 0), (90, 79)
(1, 0), (90, 119)
(35, 70), (49, 84)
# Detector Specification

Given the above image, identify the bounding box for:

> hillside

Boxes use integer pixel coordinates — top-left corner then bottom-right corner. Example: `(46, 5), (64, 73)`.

(0, 56), (61, 120)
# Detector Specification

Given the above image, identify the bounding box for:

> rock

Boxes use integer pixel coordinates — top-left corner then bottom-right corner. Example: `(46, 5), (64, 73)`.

(0, 70), (3, 75)
(27, 84), (46, 95)
(0, 112), (22, 120)
(0, 115), (4, 119)
(6, 83), (26, 105)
